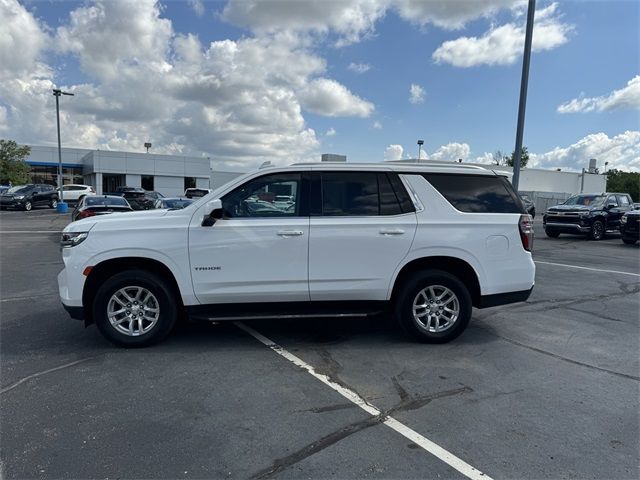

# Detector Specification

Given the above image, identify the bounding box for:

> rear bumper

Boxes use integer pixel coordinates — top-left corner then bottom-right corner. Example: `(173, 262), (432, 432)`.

(477, 287), (533, 308)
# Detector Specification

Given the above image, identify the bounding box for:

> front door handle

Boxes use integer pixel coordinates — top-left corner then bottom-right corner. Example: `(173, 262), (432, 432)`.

(379, 228), (405, 236)
(277, 230), (304, 237)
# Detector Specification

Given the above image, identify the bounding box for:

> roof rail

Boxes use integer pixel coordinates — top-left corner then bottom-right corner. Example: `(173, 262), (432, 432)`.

(290, 161), (488, 170)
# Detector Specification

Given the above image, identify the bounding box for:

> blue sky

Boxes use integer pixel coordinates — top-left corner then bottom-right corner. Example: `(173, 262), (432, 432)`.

(1, 0), (638, 171)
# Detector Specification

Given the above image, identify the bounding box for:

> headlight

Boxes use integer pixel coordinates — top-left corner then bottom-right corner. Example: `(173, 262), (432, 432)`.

(61, 231), (89, 248)
(621, 215), (627, 224)
(14, 195), (24, 200)
(579, 212), (590, 218)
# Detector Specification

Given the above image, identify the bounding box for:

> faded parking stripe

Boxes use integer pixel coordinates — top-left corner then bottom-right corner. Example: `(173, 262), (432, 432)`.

(535, 260), (640, 277)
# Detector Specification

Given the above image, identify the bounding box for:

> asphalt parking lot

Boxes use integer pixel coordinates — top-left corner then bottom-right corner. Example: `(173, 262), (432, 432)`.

(1, 209), (638, 479)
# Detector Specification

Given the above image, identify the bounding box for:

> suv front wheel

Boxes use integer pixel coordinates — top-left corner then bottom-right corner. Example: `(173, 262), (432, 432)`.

(589, 219), (605, 240)
(395, 270), (472, 343)
(93, 269), (178, 347)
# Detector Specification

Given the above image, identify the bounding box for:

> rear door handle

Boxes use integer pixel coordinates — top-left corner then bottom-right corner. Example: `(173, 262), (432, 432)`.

(379, 228), (405, 236)
(277, 230), (304, 237)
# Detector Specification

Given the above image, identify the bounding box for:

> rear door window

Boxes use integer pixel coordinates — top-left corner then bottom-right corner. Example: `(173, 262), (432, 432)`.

(617, 195), (630, 207)
(421, 173), (523, 213)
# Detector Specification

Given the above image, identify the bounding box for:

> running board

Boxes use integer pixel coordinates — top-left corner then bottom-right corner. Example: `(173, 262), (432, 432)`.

(186, 300), (388, 323)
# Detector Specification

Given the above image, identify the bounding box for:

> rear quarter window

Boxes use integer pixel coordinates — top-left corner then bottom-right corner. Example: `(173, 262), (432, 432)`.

(422, 173), (523, 214)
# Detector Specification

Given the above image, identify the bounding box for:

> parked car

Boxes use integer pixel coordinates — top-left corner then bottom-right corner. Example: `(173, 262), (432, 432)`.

(58, 162), (535, 347)
(184, 188), (213, 199)
(58, 184), (96, 203)
(121, 190), (160, 211)
(71, 195), (133, 221)
(113, 186), (145, 195)
(0, 184), (58, 211)
(619, 210), (639, 244)
(156, 197), (194, 209)
(520, 194), (535, 218)
(144, 191), (165, 200)
(543, 193), (634, 240)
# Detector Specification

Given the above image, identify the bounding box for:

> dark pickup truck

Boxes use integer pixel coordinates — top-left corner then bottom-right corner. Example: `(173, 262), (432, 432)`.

(0, 184), (59, 211)
(543, 192), (634, 240)
(620, 209), (640, 244)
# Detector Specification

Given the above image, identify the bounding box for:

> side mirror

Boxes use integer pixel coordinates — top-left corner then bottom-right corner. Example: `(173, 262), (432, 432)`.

(202, 199), (225, 227)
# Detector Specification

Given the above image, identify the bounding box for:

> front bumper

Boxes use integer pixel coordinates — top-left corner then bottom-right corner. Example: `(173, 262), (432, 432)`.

(620, 224), (640, 239)
(543, 222), (591, 233)
(0, 198), (23, 208)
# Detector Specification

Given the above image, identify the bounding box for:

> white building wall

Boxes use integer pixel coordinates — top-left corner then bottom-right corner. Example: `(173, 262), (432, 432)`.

(125, 174), (141, 188)
(154, 176), (184, 197)
(195, 177), (210, 189)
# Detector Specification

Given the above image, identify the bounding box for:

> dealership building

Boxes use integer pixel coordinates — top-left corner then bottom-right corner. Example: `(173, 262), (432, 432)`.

(25, 146), (244, 196)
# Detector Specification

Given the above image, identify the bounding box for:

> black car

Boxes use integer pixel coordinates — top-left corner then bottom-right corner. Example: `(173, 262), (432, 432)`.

(0, 184), (59, 211)
(121, 191), (160, 210)
(620, 210), (639, 245)
(157, 197), (194, 209)
(184, 188), (212, 199)
(543, 193), (634, 240)
(71, 195), (133, 221)
(520, 195), (535, 218)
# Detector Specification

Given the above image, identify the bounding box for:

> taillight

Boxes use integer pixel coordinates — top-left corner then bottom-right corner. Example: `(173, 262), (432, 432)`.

(78, 210), (96, 219)
(90, 187), (96, 193)
(519, 214), (534, 251)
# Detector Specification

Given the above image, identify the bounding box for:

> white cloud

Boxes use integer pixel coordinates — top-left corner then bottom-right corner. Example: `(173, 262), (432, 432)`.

(558, 76), (640, 114)
(55, 0), (173, 81)
(326, 127), (336, 136)
(1, 1), (383, 168)
(298, 78), (374, 117)
(222, 0), (524, 46)
(409, 84), (425, 104)
(395, 0), (522, 30)
(348, 62), (371, 73)
(222, 0), (387, 47)
(531, 131), (640, 172)
(429, 142), (471, 162)
(432, 3), (572, 67)
(0, 0), (49, 81)
(188, 0), (205, 17)
(384, 144), (404, 161)
(373, 121), (382, 129)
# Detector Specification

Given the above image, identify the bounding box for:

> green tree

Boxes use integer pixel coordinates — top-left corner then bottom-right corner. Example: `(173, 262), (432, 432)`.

(505, 147), (529, 168)
(0, 140), (31, 185)
(606, 169), (640, 202)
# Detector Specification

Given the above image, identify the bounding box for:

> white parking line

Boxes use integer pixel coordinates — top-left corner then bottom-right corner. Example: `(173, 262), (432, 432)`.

(535, 260), (640, 278)
(235, 322), (492, 480)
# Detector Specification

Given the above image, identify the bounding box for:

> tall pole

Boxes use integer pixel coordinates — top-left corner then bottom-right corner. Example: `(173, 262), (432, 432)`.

(512, 0), (536, 191)
(54, 91), (63, 203)
(52, 89), (74, 205)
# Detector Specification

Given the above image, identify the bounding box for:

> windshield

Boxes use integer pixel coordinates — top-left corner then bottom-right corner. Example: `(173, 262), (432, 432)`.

(563, 195), (605, 206)
(7, 185), (31, 194)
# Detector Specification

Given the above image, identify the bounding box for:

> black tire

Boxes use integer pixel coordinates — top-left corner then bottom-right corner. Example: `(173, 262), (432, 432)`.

(589, 220), (605, 240)
(622, 236), (637, 245)
(394, 270), (472, 343)
(531, 208), (536, 219)
(93, 269), (178, 347)
(23, 201), (32, 211)
(50, 197), (58, 208)
(545, 228), (560, 238)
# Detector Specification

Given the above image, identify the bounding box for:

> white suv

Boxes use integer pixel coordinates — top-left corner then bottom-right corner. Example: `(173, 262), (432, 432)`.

(58, 163), (535, 347)
(58, 184), (96, 203)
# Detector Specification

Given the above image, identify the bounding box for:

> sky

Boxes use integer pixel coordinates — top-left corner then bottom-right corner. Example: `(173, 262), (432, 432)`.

(0, 0), (638, 172)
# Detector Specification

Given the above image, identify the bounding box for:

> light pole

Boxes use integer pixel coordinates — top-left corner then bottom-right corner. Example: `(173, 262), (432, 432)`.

(53, 88), (74, 211)
(417, 139), (424, 161)
(512, 0), (536, 191)
(604, 161), (609, 174)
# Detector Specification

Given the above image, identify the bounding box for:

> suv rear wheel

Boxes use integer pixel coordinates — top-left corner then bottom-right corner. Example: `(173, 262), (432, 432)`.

(395, 270), (472, 343)
(93, 269), (178, 347)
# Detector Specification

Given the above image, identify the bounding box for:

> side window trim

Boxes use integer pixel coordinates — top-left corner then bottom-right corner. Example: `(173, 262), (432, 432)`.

(398, 174), (424, 213)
